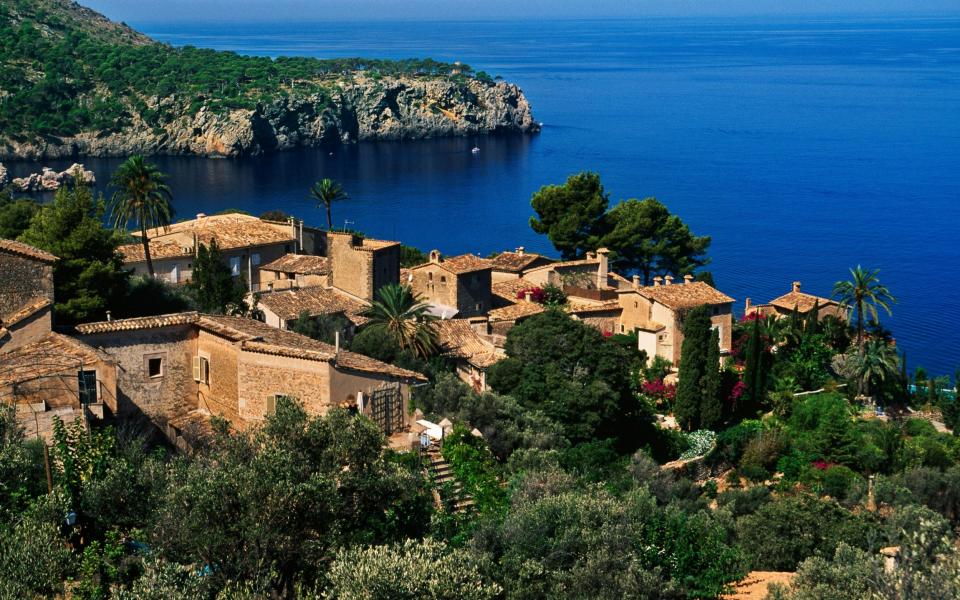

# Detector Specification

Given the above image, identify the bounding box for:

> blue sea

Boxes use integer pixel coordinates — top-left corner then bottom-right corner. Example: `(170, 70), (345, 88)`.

(9, 17), (960, 375)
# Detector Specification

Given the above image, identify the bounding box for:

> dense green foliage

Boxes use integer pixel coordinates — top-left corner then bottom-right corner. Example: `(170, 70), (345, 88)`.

(361, 283), (439, 359)
(675, 306), (723, 430)
(488, 309), (651, 446)
(18, 181), (129, 323)
(0, 187), (39, 239)
(186, 239), (250, 314)
(529, 172), (711, 282)
(0, 0), (479, 139)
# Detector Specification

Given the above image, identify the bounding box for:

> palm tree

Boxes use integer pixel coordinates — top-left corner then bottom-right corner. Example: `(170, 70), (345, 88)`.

(848, 338), (900, 401)
(832, 265), (896, 353)
(362, 284), (439, 358)
(108, 155), (174, 278)
(308, 178), (348, 230)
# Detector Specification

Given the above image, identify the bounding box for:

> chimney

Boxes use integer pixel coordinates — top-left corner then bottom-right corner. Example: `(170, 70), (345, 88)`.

(586, 251), (596, 260)
(196, 212), (206, 221)
(596, 247), (609, 290)
(523, 291), (533, 303)
(793, 281), (801, 293)
(664, 275), (674, 285)
(632, 275), (640, 289)
(684, 274), (694, 285)
(745, 297), (752, 312)
(106, 310), (112, 322)
(653, 276), (663, 287)
(517, 246), (525, 256)
(335, 330), (341, 355)
(429, 249), (441, 264)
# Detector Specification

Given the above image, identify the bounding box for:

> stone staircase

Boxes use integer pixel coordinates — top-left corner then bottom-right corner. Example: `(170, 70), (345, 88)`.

(424, 444), (475, 514)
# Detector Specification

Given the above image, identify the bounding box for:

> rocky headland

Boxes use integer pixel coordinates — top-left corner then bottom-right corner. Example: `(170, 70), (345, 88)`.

(0, 163), (96, 192)
(0, 76), (538, 160)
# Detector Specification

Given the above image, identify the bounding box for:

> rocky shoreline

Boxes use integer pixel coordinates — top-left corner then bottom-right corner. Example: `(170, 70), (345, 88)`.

(0, 76), (539, 161)
(0, 163), (96, 192)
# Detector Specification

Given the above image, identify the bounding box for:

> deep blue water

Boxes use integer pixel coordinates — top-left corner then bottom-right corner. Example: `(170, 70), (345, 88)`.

(8, 17), (960, 375)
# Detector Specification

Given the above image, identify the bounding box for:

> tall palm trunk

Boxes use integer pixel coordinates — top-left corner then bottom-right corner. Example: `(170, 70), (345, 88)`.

(326, 203), (332, 230)
(141, 221), (155, 277)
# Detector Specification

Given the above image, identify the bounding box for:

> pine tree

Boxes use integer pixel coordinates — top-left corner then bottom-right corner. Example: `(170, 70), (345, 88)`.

(700, 327), (722, 429)
(675, 305), (712, 430)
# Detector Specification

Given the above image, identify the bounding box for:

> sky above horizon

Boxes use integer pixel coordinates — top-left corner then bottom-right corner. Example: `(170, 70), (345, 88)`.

(82, 0), (958, 23)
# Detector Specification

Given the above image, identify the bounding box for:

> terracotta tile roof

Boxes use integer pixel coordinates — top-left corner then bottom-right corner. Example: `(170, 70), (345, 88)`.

(259, 254), (330, 275)
(0, 239), (57, 263)
(1, 298), (51, 328)
(411, 254), (492, 275)
(76, 312), (200, 334)
(492, 279), (535, 304)
(567, 300), (622, 315)
(256, 287), (369, 326)
(488, 251), (553, 273)
(121, 214), (296, 263)
(641, 282), (734, 310)
(768, 291), (839, 313)
(435, 320), (504, 368)
(197, 315), (426, 381)
(0, 333), (110, 386)
(488, 302), (545, 322)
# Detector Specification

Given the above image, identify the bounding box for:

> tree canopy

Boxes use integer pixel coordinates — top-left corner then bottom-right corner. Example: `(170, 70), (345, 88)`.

(529, 172), (609, 260)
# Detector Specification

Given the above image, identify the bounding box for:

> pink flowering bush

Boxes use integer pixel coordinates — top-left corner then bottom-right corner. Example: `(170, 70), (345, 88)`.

(516, 287), (546, 303)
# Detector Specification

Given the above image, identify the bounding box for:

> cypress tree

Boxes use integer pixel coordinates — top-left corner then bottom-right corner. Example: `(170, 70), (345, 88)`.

(805, 300), (820, 335)
(900, 351), (909, 402)
(675, 305), (712, 430)
(700, 327), (722, 429)
(743, 317), (769, 410)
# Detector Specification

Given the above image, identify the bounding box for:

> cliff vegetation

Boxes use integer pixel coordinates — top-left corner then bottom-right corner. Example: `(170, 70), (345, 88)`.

(0, 0), (538, 159)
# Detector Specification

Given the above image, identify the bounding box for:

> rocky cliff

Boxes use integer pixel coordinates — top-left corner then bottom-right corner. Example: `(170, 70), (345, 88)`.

(0, 75), (538, 160)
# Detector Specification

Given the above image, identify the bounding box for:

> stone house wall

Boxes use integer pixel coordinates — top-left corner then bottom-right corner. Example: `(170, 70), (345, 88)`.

(236, 351), (332, 424)
(78, 325), (197, 424)
(454, 270), (492, 317)
(196, 330), (242, 424)
(0, 250), (53, 318)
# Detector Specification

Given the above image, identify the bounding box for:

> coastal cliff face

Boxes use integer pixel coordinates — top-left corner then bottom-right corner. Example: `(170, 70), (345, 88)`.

(0, 76), (538, 160)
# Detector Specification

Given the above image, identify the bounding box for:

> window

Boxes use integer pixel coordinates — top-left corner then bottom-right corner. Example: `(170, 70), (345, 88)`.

(148, 357), (163, 378)
(251, 253), (261, 266)
(440, 276), (447, 286)
(192, 356), (210, 384)
(78, 370), (97, 404)
(230, 256), (241, 277)
(634, 301), (638, 308)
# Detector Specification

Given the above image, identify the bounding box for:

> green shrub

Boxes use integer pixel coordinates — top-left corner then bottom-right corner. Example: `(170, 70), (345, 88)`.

(821, 465), (864, 504)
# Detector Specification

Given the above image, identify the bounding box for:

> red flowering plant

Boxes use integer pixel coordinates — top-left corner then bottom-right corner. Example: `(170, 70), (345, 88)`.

(640, 379), (676, 408)
(516, 287), (546, 303)
(811, 460), (836, 471)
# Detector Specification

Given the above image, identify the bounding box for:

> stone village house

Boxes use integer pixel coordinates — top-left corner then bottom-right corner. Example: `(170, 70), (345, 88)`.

(0, 240), (119, 440)
(406, 250), (493, 318)
(119, 213), (326, 291)
(745, 281), (849, 322)
(76, 312), (425, 451)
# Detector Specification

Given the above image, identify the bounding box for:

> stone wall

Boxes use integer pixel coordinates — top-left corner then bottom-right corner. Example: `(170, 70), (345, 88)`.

(196, 330), (241, 424)
(78, 324), (197, 424)
(237, 351), (332, 425)
(0, 251), (54, 319)
(409, 264), (458, 309)
(454, 270), (492, 317)
(329, 233), (373, 300)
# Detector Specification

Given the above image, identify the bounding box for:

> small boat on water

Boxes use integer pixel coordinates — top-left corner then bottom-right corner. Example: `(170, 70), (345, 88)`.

(471, 147), (480, 154)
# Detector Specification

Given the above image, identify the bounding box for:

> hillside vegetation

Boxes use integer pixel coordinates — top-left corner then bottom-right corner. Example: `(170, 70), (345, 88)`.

(0, 0), (536, 158)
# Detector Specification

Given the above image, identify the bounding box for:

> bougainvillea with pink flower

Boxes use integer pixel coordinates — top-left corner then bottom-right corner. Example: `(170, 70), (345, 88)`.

(516, 287), (546, 303)
(641, 379), (676, 406)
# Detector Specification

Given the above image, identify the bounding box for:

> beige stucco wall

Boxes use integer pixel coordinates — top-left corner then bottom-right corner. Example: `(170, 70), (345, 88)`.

(328, 233), (401, 302)
(196, 330), (242, 424)
(236, 350), (331, 425)
(617, 290), (654, 333)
